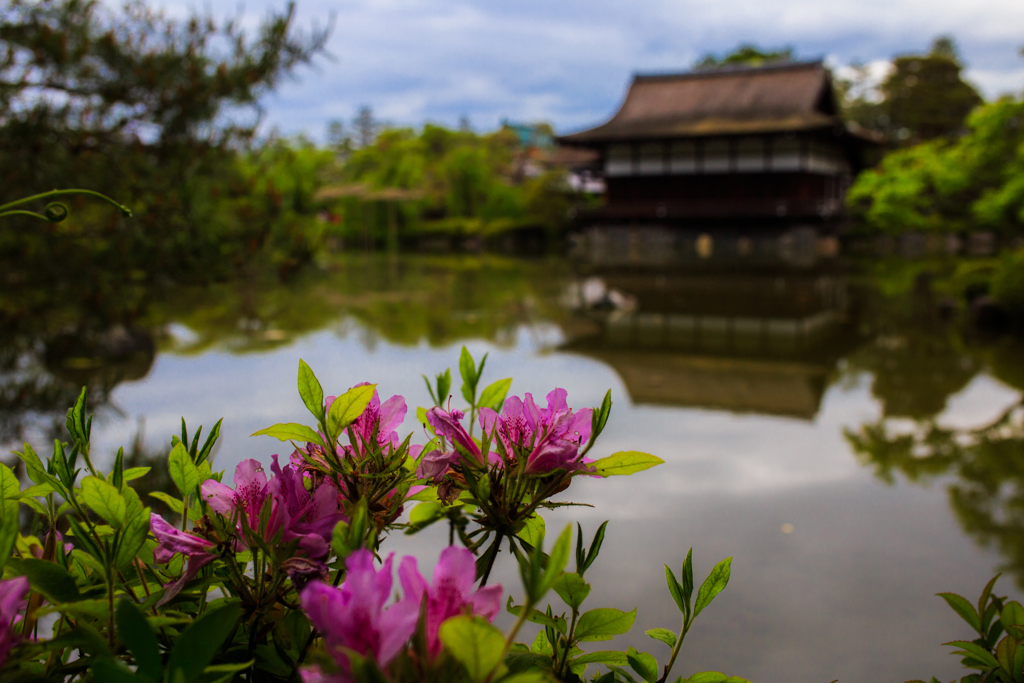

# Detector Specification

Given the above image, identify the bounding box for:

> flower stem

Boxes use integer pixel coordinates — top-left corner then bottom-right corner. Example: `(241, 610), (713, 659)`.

(479, 531), (503, 585)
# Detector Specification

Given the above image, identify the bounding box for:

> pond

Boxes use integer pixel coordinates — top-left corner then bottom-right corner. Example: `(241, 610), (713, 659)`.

(4, 252), (1023, 682)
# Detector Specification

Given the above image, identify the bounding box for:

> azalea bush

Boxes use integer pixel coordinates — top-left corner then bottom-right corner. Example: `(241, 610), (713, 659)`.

(914, 574), (1024, 683)
(0, 347), (745, 683)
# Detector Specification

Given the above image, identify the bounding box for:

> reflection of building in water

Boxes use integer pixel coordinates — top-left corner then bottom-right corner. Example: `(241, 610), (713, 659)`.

(563, 267), (856, 419)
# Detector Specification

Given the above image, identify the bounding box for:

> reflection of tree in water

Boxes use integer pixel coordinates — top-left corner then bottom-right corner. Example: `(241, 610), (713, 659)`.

(845, 269), (978, 418)
(847, 403), (1024, 586)
(0, 253), (569, 453)
(153, 254), (568, 353)
(844, 263), (1024, 585)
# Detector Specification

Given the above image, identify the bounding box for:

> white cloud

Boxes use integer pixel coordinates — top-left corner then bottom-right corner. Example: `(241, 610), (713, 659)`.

(141, 0), (1024, 138)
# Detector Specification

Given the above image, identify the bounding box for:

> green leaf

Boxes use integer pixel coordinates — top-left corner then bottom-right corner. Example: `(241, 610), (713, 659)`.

(581, 521), (608, 575)
(91, 658), (147, 682)
(148, 491), (185, 511)
(685, 673), (728, 683)
(665, 564), (685, 616)
(575, 608), (637, 641)
(571, 651), (629, 666)
(626, 647), (659, 683)
(539, 524), (573, 598)
(298, 360), (326, 422)
(438, 615), (506, 682)
(646, 628), (677, 648)
(517, 514), (545, 549)
(81, 476), (126, 527)
(408, 502), (443, 528)
(122, 467), (150, 482)
(327, 384), (376, 436)
(67, 387), (88, 442)
(10, 557), (81, 603)
(0, 463), (20, 500)
(997, 635), (1017, 677)
(553, 572), (591, 610)
(478, 378), (512, 412)
(0, 464), (19, 571)
(168, 442), (200, 500)
(1002, 601), (1024, 628)
(0, 500), (15, 571)
(166, 602), (243, 683)
(693, 557), (732, 621)
(505, 650), (552, 674)
(436, 369), (452, 406)
(16, 444), (52, 487)
(505, 596), (566, 631)
(197, 418), (223, 467)
(116, 598), (161, 681)
(682, 548), (694, 616)
(939, 592), (982, 633)
(459, 347), (477, 393)
(18, 482), (57, 499)
(115, 507), (151, 569)
(590, 451), (664, 477)
(944, 641), (1001, 670)
(251, 423), (323, 446)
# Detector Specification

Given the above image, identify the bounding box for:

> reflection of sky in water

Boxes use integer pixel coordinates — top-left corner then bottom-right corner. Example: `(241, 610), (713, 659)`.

(88, 320), (1017, 683)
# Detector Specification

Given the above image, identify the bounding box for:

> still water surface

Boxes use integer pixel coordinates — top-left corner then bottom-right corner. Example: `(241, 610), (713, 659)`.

(5, 253), (1024, 682)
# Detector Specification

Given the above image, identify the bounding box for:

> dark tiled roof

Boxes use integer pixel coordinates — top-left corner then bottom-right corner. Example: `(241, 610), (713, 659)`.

(560, 61), (841, 143)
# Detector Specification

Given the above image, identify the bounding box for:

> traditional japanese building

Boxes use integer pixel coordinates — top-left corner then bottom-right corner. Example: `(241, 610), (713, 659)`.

(558, 61), (878, 227)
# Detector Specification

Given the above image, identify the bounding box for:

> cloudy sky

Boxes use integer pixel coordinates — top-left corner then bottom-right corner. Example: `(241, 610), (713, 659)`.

(157, 0), (1023, 139)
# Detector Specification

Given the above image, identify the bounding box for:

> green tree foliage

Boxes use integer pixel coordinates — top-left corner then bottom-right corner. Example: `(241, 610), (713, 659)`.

(840, 36), (983, 142)
(694, 43), (794, 69)
(880, 37), (983, 141)
(0, 0), (331, 285)
(847, 97), (1024, 232)
(323, 123), (572, 243)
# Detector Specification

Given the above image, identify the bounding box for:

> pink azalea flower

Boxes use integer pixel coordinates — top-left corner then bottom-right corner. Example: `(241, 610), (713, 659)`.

(150, 513), (217, 605)
(426, 407), (480, 461)
(0, 576), (30, 666)
(479, 389), (593, 474)
(267, 455), (345, 558)
(335, 383), (407, 451)
(398, 547), (502, 658)
(415, 448), (450, 482)
(201, 459), (270, 525)
(201, 457), (342, 559)
(291, 386), (407, 473)
(300, 550), (420, 679)
(421, 407), (495, 481)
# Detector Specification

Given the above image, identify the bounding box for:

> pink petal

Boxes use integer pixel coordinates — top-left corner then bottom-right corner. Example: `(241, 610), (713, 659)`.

(468, 583), (503, 621)
(397, 556), (427, 603)
(545, 388), (569, 415)
(377, 395), (407, 437)
(235, 459), (267, 489)
(297, 534), (329, 559)
(0, 577), (29, 622)
(374, 554), (395, 609)
(301, 580), (347, 636)
(200, 479), (237, 515)
(300, 665), (347, 683)
(434, 547), (477, 598)
(502, 395), (524, 420)
(150, 513), (215, 561)
(571, 408), (593, 446)
(376, 597), (420, 665)
(522, 393), (542, 433)
(525, 436), (579, 474)
(157, 553), (215, 606)
(478, 408), (499, 439)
